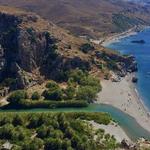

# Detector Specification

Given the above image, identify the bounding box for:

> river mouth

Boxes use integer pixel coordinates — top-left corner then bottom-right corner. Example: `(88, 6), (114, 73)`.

(1, 103), (150, 141)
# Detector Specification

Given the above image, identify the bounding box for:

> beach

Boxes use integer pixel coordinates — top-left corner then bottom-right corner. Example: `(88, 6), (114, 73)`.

(97, 74), (150, 133)
(101, 27), (138, 46)
(91, 25), (149, 47)
(89, 120), (131, 143)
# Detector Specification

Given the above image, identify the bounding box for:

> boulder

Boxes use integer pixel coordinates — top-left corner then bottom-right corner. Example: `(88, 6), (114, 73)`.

(132, 77), (138, 83)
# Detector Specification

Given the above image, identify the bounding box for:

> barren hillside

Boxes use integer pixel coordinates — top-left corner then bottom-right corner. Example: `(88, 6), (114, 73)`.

(0, 0), (150, 38)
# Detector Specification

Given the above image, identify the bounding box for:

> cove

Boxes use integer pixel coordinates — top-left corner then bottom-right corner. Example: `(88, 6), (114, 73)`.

(1, 103), (150, 141)
(105, 28), (150, 110)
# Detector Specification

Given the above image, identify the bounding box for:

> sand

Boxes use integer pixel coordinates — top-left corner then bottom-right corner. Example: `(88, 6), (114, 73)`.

(89, 120), (131, 143)
(91, 25), (149, 47)
(101, 27), (137, 46)
(97, 74), (150, 133)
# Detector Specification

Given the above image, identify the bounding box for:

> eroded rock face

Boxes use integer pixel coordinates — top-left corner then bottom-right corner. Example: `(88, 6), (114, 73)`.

(0, 11), (91, 89)
(0, 12), (57, 88)
(0, 8), (138, 90)
(96, 51), (138, 77)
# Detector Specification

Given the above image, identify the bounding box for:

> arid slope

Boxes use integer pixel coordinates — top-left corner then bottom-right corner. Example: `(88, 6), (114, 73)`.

(0, 0), (150, 38)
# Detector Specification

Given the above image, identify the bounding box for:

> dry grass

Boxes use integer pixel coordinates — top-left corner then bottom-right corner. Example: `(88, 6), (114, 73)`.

(0, 0), (150, 38)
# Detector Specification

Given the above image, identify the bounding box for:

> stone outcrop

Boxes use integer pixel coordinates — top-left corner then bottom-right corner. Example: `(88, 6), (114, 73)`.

(121, 138), (150, 150)
(0, 8), (91, 89)
(0, 6), (138, 90)
(96, 51), (138, 77)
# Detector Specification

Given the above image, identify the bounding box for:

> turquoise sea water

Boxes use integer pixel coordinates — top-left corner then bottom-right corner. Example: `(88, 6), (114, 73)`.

(105, 28), (150, 110)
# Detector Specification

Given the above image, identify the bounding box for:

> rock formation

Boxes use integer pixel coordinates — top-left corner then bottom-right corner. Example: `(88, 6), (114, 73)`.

(0, 6), (138, 90)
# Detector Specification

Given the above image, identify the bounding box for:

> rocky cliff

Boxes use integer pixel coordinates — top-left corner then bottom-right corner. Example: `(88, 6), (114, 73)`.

(0, 6), (137, 91)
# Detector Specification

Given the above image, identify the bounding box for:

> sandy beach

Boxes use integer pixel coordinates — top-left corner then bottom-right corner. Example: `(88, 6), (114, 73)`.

(101, 27), (137, 46)
(97, 74), (150, 133)
(91, 25), (149, 47)
(89, 120), (131, 143)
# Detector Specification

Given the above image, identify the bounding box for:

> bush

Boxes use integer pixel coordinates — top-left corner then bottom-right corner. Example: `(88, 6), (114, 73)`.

(31, 92), (40, 100)
(46, 81), (59, 90)
(2, 78), (17, 87)
(67, 69), (87, 84)
(7, 90), (28, 104)
(79, 76), (102, 92)
(76, 86), (98, 103)
(22, 138), (43, 150)
(12, 114), (24, 126)
(80, 43), (95, 53)
(0, 112), (116, 150)
(45, 138), (63, 150)
(64, 86), (76, 100)
(42, 88), (63, 101)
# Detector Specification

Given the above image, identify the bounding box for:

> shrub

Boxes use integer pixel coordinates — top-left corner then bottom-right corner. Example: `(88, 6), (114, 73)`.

(12, 114), (24, 126)
(0, 124), (14, 139)
(42, 88), (63, 101)
(0, 112), (116, 150)
(7, 90), (28, 104)
(22, 138), (43, 150)
(45, 138), (63, 150)
(31, 92), (40, 100)
(80, 43), (95, 53)
(80, 76), (102, 91)
(67, 69), (87, 84)
(64, 86), (76, 100)
(3, 78), (17, 87)
(76, 86), (98, 103)
(46, 81), (59, 90)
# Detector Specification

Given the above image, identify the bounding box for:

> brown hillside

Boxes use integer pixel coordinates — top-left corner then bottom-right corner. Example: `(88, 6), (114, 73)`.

(0, 0), (150, 38)
(0, 6), (137, 91)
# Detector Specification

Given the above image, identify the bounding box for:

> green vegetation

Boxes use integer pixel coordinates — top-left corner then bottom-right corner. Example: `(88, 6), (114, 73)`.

(4, 69), (101, 109)
(2, 78), (17, 87)
(7, 90), (28, 105)
(43, 81), (63, 101)
(80, 43), (95, 53)
(0, 112), (118, 150)
(13, 99), (88, 109)
(31, 92), (40, 100)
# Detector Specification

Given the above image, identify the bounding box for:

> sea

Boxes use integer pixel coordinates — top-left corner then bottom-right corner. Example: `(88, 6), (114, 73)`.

(105, 28), (150, 111)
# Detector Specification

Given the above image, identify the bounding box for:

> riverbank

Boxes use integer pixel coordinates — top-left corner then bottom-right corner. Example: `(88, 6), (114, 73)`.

(89, 120), (131, 143)
(97, 74), (150, 133)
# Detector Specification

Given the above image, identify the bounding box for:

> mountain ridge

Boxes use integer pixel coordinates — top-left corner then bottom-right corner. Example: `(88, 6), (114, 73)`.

(0, 5), (137, 92)
(0, 0), (150, 38)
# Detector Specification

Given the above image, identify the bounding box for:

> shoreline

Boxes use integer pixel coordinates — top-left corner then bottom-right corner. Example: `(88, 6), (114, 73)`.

(97, 74), (150, 133)
(101, 27), (138, 46)
(90, 25), (149, 46)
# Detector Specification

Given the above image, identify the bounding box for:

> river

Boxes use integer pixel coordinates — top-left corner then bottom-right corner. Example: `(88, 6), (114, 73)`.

(1, 104), (150, 141)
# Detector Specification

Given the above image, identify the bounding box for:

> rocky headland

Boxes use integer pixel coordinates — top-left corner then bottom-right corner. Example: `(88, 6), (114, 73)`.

(0, 6), (137, 93)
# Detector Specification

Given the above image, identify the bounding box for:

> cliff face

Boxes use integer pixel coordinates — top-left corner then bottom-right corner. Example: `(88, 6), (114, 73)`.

(0, 7), (92, 89)
(0, 6), (137, 90)
(0, 12), (49, 88)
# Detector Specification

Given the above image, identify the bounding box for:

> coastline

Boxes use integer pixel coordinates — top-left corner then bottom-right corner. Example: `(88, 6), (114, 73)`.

(90, 25), (149, 47)
(101, 27), (137, 46)
(97, 74), (150, 133)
